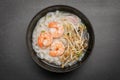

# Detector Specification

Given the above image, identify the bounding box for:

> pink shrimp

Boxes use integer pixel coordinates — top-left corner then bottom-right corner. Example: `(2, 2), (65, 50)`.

(49, 40), (65, 57)
(38, 31), (53, 48)
(48, 21), (64, 38)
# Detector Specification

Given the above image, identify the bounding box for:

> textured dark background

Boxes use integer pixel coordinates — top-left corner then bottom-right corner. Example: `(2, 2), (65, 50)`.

(0, 0), (120, 80)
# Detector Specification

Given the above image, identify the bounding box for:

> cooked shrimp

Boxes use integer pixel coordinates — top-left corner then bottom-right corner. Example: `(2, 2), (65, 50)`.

(48, 21), (64, 38)
(49, 40), (65, 57)
(38, 31), (53, 48)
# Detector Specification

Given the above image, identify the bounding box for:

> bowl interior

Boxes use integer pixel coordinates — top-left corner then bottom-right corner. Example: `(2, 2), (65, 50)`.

(26, 5), (94, 73)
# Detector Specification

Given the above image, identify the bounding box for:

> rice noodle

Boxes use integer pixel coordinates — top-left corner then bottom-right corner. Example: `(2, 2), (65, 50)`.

(32, 10), (89, 68)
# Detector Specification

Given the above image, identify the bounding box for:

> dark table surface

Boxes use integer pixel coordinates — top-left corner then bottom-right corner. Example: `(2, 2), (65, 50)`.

(0, 0), (120, 80)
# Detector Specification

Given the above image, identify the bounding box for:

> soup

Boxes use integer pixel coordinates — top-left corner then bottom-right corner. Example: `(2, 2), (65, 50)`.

(32, 10), (89, 68)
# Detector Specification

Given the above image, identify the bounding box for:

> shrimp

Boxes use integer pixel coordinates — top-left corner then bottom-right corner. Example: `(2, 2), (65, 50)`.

(38, 31), (53, 48)
(49, 40), (65, 57)
(48, 21), (64, 38)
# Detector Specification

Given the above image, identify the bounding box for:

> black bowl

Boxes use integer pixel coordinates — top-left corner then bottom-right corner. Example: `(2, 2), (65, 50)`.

(26, 5), (95, 73)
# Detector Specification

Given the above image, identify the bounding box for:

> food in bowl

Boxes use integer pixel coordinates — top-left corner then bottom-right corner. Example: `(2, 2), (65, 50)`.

(32, 10), (89, 68)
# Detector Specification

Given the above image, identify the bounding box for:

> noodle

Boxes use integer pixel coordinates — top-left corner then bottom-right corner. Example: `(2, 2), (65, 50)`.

(32, 10), (89, 68)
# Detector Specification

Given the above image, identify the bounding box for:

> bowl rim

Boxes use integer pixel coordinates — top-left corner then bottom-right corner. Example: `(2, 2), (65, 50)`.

(26, 5), (95, 73)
